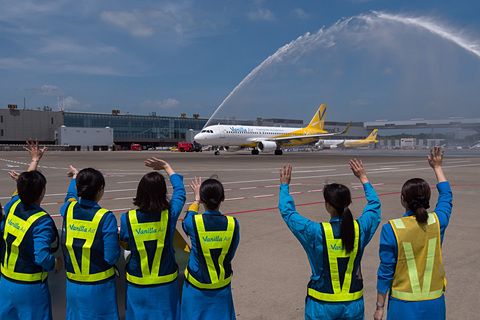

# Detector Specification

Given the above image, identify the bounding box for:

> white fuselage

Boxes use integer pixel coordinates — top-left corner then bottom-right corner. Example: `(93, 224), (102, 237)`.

(195, 124), (311, 147)
(317, 139), (377, 148)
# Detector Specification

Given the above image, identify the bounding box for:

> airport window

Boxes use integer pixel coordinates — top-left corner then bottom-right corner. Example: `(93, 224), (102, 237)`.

(51, 117), (54, 124)
(1, 129), (3, 136)
(1, 115), (3, 123)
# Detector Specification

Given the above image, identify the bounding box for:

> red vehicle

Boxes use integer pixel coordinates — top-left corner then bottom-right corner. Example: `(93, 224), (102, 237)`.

(178, 141), (202, 152)
(178, 142), (192, 152)
(130, 143), (141, 151)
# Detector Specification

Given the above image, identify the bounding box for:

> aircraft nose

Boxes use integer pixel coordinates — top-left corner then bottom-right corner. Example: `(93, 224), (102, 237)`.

(194, 133), (203, 140)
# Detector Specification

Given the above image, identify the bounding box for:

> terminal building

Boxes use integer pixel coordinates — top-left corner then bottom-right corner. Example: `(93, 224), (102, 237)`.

(1, 105), (479, 150)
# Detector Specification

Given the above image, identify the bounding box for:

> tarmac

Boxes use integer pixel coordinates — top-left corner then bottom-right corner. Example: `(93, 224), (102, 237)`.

(1, 148), (479, 319)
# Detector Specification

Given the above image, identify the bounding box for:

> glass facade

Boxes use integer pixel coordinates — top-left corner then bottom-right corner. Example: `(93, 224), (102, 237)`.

(64, 112), (208, 140)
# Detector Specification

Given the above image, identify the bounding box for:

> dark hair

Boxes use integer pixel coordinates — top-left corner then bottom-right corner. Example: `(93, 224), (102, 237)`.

(17, 170), (47, 205)
(76, 168), (105, 201)
(133, 172), (171, 213)
(401, 178), (431, 223)
(200, 178), (224, 211)
(323, 183), (354, 254)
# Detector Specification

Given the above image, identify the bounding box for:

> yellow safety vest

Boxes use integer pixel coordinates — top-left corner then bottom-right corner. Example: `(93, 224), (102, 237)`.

(125, 209), (178, 285)
(308, 220), (363, 302)
(64, 201), (115, 283)
(185, 215), (236, 290)
(2, 199), (49, 283)
(390, 213), (445, 301)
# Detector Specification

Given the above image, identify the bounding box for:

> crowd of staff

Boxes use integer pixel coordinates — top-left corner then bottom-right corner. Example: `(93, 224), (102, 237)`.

(0, 139), (451, 320)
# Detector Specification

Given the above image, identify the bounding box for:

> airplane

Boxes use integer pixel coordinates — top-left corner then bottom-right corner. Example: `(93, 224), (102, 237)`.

(194, 104), (352, 155)
(316, 129), (379, 149)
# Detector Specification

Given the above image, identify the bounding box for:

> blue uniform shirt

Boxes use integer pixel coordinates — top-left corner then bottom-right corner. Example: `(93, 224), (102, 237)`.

(2, 195), (56, 272)
(278, 182), (381, 283)
(60, 178), (120, 268)
(182, 210), (240, 277)
(119, 173), (186, 276)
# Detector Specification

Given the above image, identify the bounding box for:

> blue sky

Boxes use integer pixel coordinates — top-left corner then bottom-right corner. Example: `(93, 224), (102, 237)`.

(1, 0), (479, 123)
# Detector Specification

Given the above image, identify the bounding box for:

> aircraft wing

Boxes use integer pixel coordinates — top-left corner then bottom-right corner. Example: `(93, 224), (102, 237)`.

(268, 121), (352, 142)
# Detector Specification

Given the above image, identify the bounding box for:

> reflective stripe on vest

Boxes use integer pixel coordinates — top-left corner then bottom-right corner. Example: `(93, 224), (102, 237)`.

(2, 199), (49, 283)
(308, 220), (363, 302)
(65, 201), (115, 282)
(185, 215), (235, 290)
(126, 209), (178, 285)
(390, 213), (445, 301)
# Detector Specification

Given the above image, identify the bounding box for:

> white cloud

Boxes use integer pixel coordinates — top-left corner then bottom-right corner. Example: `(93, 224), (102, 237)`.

(139, 99), (180, 110)
(29, 84), (66, 97)
(0, 58), (38, 70)
(292, 8), (309, 20)
(62, 96), (80, 108)
(100, 9), (179, 38)
(248, 8), (275, 21)
(39, 38), (116, 55)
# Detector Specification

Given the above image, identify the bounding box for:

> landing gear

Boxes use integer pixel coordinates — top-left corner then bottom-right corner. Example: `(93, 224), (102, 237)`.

(214, 150), (220, 155)
(274, 149), (283, 155)
(251, 149), (259, 155)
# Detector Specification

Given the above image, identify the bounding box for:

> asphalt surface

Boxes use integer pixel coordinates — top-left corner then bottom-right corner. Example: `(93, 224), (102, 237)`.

(1, 148), (479, 319)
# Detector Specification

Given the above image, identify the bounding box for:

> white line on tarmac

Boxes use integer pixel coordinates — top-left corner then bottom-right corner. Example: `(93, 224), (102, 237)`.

(225, 197), (247, 201)
(2, 162), (479, 201)
(254, 194), (275, 198)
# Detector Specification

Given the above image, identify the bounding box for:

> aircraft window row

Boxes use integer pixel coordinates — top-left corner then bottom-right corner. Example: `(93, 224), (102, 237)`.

(225, 131), (282, 134)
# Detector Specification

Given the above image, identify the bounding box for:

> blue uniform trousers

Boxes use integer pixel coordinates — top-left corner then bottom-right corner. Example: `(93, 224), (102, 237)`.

(125, 280), (180, 320)
(0, 277), (52, 320)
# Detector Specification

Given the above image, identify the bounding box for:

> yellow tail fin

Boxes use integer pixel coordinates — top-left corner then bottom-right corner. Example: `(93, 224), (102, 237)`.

(366, 129), (378, 140)
(307, 104), (327, 131)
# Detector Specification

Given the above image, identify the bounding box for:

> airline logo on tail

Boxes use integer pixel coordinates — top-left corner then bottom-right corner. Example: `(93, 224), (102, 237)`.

(366, 129), (378, 141)
(306, 104), (327, 131)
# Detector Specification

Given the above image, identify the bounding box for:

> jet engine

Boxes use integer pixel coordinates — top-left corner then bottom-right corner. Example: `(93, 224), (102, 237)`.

(257, 141), (278, 153)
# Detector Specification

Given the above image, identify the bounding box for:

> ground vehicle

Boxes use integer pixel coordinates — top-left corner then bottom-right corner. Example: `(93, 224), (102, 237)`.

(177, 141), (202, 152)
(130, 143), (141, 151)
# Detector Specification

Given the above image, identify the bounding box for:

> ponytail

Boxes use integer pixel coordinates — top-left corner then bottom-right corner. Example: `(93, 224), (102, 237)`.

(324, 183), (355, 254)
(408, 196), (430, 223)
(401, 178), (431, 223)
(340, 207), (355, 254)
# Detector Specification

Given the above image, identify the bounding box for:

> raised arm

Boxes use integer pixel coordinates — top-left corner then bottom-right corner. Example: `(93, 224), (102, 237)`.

(64, 165), (79, 204)
(189, 176), (202, 206)
(428, 146), (446, 183)
(67, 165), (78, 179)
(279, 164), (292, 185)
(278, 164), (318, 246)
(145, 157), (175, 177)
(183, 176), (202, 237)
(351, 158), (381, 244)
(24, 139), (47, 171)
(349, 158), (368, 184)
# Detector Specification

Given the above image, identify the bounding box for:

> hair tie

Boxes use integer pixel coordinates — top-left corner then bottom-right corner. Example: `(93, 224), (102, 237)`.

(335, 206), (345, 216)
(409, 196), (430, 212)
